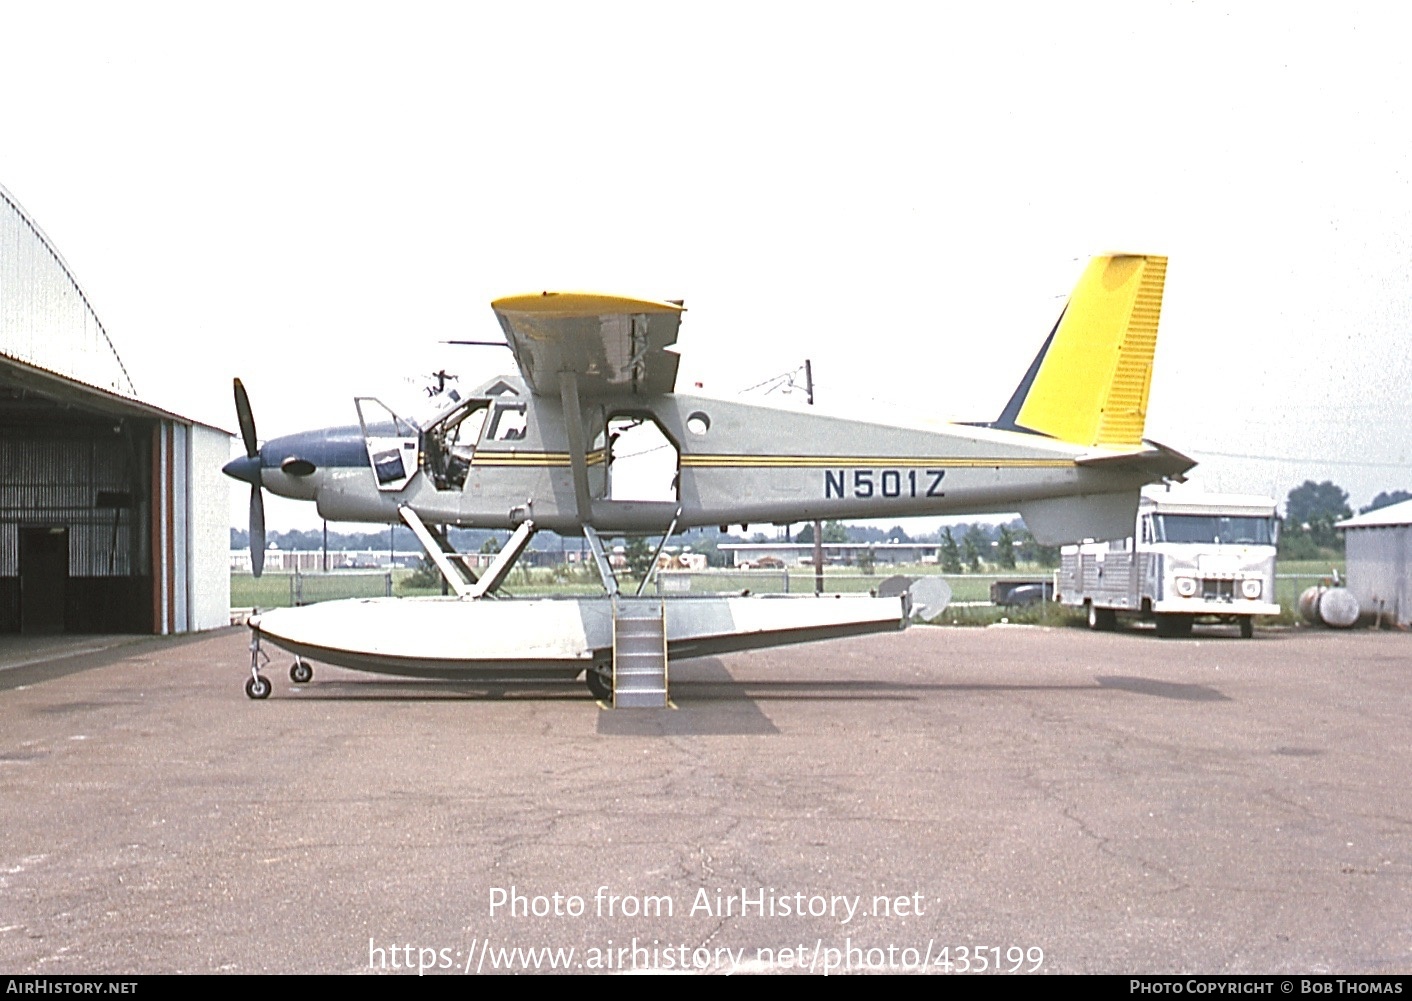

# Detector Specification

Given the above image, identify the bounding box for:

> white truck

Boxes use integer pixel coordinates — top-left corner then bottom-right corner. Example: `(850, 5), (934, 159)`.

(1055, 486), (1281, 637)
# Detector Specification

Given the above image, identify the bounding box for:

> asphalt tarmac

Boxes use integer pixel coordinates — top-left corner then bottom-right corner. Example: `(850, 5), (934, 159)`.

(1, 622), (1408, 975)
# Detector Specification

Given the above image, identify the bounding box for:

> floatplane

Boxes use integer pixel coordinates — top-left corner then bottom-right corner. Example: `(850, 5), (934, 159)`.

(224, 254), (1191, 706)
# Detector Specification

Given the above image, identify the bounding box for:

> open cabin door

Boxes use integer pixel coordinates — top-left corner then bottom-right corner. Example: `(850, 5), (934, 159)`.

(355, 398), (420, 492)
(603, 414), (679, 503)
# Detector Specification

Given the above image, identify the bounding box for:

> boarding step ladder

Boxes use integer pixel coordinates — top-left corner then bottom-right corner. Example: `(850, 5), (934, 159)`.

(612, 597), (669, 708)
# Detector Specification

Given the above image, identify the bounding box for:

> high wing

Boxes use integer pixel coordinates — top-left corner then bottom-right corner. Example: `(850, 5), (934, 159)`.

(491, 292), (685, 397)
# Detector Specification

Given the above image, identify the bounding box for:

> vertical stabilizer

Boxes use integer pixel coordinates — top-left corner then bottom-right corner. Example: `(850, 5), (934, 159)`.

(1006, 254), (1167, 449)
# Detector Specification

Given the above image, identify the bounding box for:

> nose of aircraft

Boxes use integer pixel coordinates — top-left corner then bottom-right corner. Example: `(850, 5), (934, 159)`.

(223, 453), (263, 486)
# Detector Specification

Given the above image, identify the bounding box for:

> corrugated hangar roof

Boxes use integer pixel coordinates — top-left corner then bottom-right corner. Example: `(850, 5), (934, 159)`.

(1, 183), (225, 432)
(0, 183), (137, 400)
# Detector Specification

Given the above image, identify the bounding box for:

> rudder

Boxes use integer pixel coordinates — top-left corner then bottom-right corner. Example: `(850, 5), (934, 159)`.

(1004, 254), (1167, 449)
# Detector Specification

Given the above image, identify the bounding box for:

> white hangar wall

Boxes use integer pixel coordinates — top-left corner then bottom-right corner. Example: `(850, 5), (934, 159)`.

(185, 425), (233, 632)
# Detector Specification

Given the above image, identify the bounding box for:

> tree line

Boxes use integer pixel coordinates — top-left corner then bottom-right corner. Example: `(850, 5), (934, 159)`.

(1278, 481), (1410, 559)
(233, 519), (1060, 571)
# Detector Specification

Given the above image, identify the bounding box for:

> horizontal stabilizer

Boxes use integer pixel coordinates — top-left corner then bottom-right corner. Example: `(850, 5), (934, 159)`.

(1005, 254), (1168, 449)
(1074, 439), (1195, 480)
(1018, 491), (1141, 546)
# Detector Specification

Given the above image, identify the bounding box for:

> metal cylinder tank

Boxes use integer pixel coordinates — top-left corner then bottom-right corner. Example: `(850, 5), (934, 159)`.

(1298, 586), (1361, 628)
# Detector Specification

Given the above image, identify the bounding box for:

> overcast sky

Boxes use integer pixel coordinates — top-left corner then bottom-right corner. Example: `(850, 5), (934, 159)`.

(3, 2), (1409, 532)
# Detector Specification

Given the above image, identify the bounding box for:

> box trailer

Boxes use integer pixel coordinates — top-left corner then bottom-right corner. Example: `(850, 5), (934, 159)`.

(1055, 487), (1280, 637)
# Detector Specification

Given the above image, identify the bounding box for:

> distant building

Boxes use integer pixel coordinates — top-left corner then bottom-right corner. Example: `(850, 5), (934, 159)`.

(229, 550), (426, 573)
(718, 541), (938, 567)
(2, 184), (229, 634)
(229, 547), (573, 574)
(1337, 500), (1412, 627)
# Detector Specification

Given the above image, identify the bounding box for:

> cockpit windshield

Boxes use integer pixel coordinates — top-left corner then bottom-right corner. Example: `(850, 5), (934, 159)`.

(355, 398), (420, 438)
(1153, 514), (1277, 546)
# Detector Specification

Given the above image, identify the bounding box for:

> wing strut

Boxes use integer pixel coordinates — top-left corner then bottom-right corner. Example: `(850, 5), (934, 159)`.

(398, 506), (473, 598)
(469, 520), (537, 599)
(399, 505), (537, 601)
(582, 525), (620, 597)
(558, 372), (595, 525)
(635, 507), (683, 596)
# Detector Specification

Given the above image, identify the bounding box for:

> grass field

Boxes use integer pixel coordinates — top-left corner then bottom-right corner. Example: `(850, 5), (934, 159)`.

(229, 564), (1054, 620)
(230, 571), (393, 608)
(1270, 559), (1345, 625)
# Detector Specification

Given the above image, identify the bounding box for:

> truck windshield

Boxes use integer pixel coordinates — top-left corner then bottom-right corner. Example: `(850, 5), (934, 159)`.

(1154, 514), (1276, 545)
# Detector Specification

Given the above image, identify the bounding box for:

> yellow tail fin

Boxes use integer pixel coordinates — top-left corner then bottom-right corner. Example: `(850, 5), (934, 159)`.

(1006, 254), (1167, 449)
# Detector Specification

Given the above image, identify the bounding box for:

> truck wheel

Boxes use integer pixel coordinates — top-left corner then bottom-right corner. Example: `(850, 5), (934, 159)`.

(1087, 604), (1117, 631)
(1155, 614), (1193, 638)
(1239, 618), (1254, 639)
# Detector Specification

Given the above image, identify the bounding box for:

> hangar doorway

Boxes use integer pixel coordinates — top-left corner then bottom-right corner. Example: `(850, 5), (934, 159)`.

(0, 385), (156, 635)
(19, 527), (67, 634)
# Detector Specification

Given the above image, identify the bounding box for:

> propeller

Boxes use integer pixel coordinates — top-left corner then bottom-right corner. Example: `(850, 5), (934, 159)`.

(224, 380), (320, 577)
(230, 378), (266, 577)
(234, 378), (258, 458)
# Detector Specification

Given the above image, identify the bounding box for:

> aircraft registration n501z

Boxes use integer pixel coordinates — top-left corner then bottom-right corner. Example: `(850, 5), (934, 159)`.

(224, 254), (1193, 706)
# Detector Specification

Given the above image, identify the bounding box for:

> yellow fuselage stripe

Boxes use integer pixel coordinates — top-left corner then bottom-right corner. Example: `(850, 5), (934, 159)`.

(681, 455), (1074, 469)
(474, 451), (605, 467)
(473, 453), (1074, 469)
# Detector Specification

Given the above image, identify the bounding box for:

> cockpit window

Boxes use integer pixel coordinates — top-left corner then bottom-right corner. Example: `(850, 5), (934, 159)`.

(446, 405), (488, 452)
(355, 398), (419, 438)
(422, 400), (489, 490)
(486, 403), (528, 442)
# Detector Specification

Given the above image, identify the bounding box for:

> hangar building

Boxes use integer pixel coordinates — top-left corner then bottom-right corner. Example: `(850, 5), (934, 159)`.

(1337, 500), (1412, 629)
(1, 184), (229, 635)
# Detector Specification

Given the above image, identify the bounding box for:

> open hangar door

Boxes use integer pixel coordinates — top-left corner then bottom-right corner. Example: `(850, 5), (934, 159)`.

(0, 369), (158, 634)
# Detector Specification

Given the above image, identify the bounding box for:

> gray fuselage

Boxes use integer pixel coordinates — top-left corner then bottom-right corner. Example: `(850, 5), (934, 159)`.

(248, 376), (1176, 541)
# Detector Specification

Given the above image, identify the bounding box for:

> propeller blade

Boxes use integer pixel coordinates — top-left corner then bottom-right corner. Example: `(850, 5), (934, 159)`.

(233, 378), (259, 459)
(250, 486), (266, 578)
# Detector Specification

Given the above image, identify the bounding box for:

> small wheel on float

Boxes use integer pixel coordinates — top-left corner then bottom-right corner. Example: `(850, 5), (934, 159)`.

(246, 674), (272, 700)
(585, 661), (614, 701)
(290, 661), (313, 684)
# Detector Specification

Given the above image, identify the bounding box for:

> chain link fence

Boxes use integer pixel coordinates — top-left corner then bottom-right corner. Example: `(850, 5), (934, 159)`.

(231, 570), (394, 612)
(233, 567), (1335, 623)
